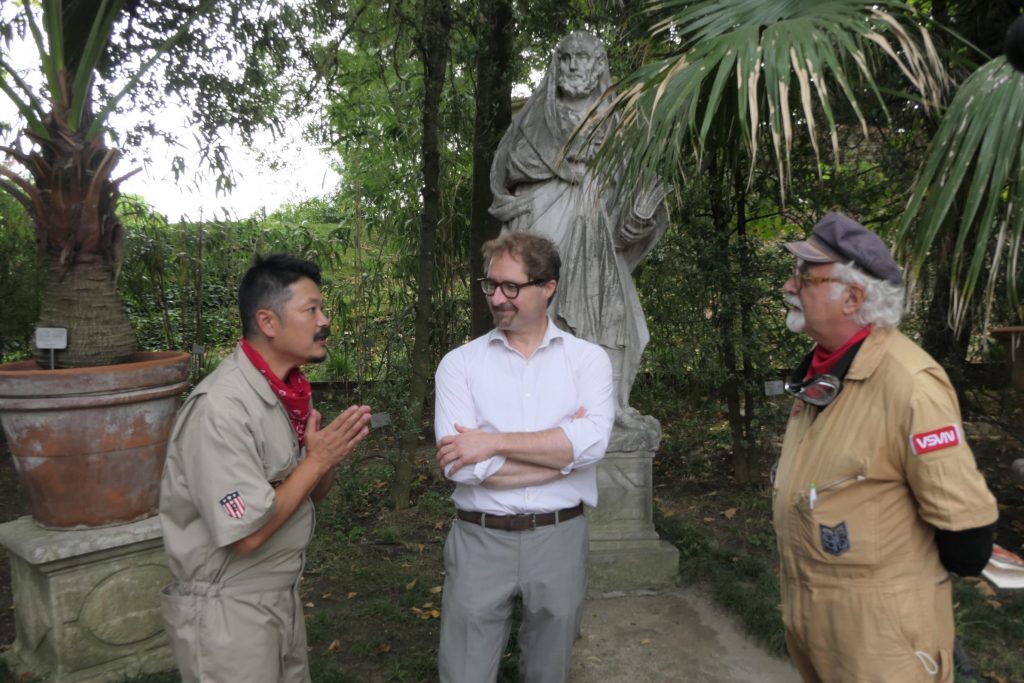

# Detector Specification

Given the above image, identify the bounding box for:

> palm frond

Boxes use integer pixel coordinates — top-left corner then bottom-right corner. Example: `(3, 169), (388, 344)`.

(897, 57), (1024, 329)
(592, 0), (944, 202)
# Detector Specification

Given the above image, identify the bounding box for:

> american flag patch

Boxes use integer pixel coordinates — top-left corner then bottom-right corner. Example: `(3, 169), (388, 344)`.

(219, 491), (246, 519)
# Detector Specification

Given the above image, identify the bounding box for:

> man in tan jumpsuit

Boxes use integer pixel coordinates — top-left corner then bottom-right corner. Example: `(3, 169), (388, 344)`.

(774, 213), (998, 682)
(159, 253), (371, 683)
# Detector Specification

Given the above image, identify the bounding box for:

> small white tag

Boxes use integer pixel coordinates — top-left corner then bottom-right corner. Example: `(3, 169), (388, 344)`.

(35, 327), (68, 350)
(764, 380), (785, 396)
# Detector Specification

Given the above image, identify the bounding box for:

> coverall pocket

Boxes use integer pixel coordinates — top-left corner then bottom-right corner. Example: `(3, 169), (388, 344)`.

(794, 473), (878, 566)
(160, 585), (201, 682)
(878, 583), (954, 681)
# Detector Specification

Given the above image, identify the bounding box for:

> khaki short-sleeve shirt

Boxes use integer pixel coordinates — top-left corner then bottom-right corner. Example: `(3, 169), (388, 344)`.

(159, 346), (314, 590)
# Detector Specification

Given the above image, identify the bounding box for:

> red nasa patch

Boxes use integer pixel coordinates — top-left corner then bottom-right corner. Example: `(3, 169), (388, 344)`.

(910, 425), (961, 455)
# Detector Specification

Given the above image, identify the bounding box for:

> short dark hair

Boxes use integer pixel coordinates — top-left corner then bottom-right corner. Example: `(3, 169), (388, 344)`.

(238, 253), (322, 339)
(482, 232), (561, 282)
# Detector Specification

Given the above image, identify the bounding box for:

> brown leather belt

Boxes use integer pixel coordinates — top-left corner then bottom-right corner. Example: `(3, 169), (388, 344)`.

(456, 503), (584, 531)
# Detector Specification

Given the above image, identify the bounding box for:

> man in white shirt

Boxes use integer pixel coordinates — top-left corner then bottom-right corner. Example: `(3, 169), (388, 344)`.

(434, 232), (614, 683)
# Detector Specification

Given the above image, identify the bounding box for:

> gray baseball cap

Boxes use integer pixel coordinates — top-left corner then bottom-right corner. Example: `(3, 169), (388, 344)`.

(783, 213), (902, 285)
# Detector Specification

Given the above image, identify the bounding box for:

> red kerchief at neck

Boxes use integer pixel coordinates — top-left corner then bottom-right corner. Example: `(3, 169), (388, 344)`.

(239, 338), (312, 447)
(806, 325), (873, 380)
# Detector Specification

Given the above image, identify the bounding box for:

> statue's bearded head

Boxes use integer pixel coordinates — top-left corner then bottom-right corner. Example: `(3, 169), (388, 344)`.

(554, 32), (606, 101)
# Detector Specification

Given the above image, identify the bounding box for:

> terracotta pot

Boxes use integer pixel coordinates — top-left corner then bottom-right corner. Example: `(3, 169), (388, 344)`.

(990, 326), (1024, 391)
(0, 352), (190, 528)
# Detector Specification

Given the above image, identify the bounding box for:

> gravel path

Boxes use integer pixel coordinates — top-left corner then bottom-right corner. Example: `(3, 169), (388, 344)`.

(570, 587), (798, 683)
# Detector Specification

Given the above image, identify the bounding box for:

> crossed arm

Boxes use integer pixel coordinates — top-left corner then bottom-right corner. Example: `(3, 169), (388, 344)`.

(435, 408), (586, 489)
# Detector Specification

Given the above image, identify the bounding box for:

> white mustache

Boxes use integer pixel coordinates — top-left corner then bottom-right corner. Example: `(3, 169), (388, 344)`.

(784, 294), (802, 310)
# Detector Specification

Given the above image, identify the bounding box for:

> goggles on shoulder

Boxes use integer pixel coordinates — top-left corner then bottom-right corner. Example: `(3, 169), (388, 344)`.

(784, 374), (842, 407)
(784, 338), (866, 409)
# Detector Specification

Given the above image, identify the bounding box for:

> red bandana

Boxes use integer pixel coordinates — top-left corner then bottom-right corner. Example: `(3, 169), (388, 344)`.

(239, 339), (312, 447)
(806, 325), (873, 380)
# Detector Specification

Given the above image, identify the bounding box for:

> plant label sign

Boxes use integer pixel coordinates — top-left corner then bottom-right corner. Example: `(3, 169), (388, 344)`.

(35, 327), (68, 350)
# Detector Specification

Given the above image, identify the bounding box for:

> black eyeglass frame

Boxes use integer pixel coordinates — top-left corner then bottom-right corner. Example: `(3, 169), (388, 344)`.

(477, 277), (549, 299)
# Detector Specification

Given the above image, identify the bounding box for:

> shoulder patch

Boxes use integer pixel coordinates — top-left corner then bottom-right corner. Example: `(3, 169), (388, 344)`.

(910, 425), (961, 456)
(219, 491), (246, 519)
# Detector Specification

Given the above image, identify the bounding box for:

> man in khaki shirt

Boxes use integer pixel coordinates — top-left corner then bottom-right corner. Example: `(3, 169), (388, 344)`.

(773, 213), (998, 683)
(159, 254), (371, 683)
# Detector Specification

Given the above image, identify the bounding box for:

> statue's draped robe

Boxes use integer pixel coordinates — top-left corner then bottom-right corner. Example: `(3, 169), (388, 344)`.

(489, 54), (666, 401)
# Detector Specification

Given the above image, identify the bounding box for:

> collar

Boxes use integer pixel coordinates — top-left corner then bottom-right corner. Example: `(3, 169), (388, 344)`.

(845, 326), (896, 381)
(486, 316), (566, 352)
(233, 344), (283, 407)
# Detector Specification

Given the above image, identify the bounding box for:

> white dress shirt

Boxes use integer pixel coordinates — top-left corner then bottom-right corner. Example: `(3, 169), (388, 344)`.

(434, 319), (614, 515)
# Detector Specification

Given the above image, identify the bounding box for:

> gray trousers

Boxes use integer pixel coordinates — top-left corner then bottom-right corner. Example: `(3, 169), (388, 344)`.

(438, 514), (588, 683)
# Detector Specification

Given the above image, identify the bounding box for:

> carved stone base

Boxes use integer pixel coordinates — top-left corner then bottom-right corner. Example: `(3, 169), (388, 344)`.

(586, 417), (679, 594)
(0, 516), (173, 682)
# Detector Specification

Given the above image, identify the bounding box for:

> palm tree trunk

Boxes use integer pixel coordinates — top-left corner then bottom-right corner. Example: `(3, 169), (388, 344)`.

(34, 254), (135, 368)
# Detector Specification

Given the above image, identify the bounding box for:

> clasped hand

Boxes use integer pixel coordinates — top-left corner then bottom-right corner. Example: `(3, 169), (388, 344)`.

(305, 405), (372, 470)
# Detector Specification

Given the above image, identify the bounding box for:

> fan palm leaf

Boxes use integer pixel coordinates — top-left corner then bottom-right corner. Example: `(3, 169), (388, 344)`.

(593, 0), (945, 203)
(896, 56), (1024, 329)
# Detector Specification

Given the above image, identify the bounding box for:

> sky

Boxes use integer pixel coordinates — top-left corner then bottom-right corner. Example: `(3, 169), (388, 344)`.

(0, 16), (340, 222)
(110, 105), (341, 221)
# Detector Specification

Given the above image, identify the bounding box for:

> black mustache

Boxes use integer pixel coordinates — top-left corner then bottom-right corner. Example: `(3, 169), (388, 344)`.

(314, 326), (331, 342)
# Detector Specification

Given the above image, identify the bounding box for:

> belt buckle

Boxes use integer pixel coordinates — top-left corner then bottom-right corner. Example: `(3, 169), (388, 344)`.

(529, 514), (537, 530)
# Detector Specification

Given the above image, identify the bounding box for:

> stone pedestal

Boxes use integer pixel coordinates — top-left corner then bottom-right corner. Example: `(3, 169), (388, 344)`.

(0, 515), (173, 682)
(587, 417), (679, 594)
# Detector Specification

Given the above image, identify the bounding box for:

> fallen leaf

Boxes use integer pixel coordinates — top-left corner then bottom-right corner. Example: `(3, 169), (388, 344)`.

(417, 543), (426, 554)
(405, 579), (417, 591)
(429, 585), (443, 594)
(347, 592), (358, 600)
(321, 592), (334, 600)
(427, 608), (440, 618)
(304, 602), (315, 608)
(434, 520), (445, 530)
(586, 656), (602, 663)
(410, 606), (423, 615)
(982, 672), (1008, 683)
(377, 643), (392, 653)
(722, 507), (738, 520)
(974, 581), (996, 597)
(702, 517), (715, 524)
(422, 602), (434, 609)
(663, 511), (675, 518)
(985, 598), (1003, 609)
(640, 638), (651, 645)
(328, 639), (341, 651)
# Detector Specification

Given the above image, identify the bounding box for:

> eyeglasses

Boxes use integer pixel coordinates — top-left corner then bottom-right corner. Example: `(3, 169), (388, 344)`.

(478, 277), (548, 299)
(792, 264), (843, 292)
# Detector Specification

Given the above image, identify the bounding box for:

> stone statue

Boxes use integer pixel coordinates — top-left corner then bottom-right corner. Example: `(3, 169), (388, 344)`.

(489, 31), (667, 431)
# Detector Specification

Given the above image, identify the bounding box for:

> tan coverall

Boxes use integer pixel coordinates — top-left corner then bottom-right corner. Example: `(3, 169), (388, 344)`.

(159, 346), (314, 683)
(773, 328), (997, 683)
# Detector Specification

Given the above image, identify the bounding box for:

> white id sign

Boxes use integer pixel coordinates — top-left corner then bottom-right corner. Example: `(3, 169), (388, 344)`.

(35, 327), (68, 350)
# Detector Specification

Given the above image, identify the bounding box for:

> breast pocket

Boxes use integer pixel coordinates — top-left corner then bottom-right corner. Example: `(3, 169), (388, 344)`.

(793, 471), (879, 567)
